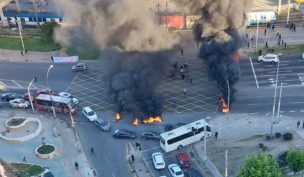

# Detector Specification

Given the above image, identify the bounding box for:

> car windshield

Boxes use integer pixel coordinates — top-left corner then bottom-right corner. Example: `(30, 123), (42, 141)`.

(176, 171), (182, 175)
(98, 120), (108, 126)
(88, 111), (95, 116)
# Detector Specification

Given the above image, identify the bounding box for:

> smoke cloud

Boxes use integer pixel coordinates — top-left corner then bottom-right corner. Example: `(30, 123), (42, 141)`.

(104, 50), (173, 117)
(175, 0), (251, 103)
(53, 0), (178, 52)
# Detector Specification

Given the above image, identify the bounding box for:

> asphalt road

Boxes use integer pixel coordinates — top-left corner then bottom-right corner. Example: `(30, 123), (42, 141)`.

(0, 62), (75, 91)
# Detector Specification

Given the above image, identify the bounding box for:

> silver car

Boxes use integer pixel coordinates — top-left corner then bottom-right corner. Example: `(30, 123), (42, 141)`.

(94, 118), (111, 131)
(9, 98), (30, 108)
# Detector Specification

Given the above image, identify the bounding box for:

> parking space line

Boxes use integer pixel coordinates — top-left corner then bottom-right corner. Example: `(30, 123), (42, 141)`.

(249, 57), (259, 88)
(12, 80), (23, 88)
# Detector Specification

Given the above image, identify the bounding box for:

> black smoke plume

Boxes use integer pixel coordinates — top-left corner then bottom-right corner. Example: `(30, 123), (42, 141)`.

(194, 28), (241, 103)
(104, 50), (173, 117)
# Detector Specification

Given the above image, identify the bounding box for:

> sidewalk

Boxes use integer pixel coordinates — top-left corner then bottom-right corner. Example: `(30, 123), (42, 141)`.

(0, 110), (95, 177)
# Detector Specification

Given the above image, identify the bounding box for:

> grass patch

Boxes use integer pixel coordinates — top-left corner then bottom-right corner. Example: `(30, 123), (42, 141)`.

(239, 134), (264, 142)
(7, 118), (25, 126)
(38, 144), (55, 154)
(0, 36), (60, 52)
(11, 163), (44, 176)
(66, 46), (100, 60)
(248, 44), (304, 58)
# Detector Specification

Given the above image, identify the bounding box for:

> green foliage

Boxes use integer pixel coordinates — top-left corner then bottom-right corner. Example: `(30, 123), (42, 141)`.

(237, 153), (281, 177)
(41, 22), (58, 41)
(277, 151), (288, 168)
(283, 132), (293, 141)
(11, 163), (44, 176)
(287, 150), (304, 173)
(38, 144), (55, 154)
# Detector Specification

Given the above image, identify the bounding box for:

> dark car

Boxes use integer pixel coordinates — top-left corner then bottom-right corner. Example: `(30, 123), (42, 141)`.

(141, 130), (160, 141)
(94, 118), (111, 131)
(37, 88), (56, 95)
(1, 93), (18, 102)
(72, 63), (87, 72)
(43, 172), (54, 177)
(177, 152), (191, 168)
(185, 168), (203, 177)
(113, 129), (136, 139)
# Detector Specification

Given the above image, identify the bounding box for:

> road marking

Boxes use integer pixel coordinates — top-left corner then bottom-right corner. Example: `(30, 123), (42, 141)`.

(0, 80), (7, 90)
(289, 110), (296, 113)
(140, 146), (160, 153)
(12, 80), (22, 88)
(249, 57), (259, 88)
(300, 110), (304, 112)
(112, 172), (116, 177)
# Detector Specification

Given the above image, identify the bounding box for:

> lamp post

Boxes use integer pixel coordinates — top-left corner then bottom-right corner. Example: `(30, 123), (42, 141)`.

(226, 80), (230, 118)
(287, 0), (291, 24)
(27, 78), (35, 113)
(255, 18), (259, 52)
(46, 64), (56, 118)
(271, 60), (280, 137)
(276, 82), (283, 123)
(16, 19), (25, 54)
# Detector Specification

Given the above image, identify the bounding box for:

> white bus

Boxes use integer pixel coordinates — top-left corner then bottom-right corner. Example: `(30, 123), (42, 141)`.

(160, 119), (211, 153)
(246, 11), (277, 26)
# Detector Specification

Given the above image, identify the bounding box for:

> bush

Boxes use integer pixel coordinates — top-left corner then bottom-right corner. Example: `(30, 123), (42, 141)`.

(275, 132), (282, 138)
(277, 151), (288, 167)
(283, 132), (293, 141)
(262, 146), (268, 151)
(259, 143), (264, 148)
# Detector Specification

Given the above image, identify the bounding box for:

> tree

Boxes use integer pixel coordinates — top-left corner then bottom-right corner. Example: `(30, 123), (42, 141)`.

(41, 22), (58, 41)
(295, 0), (304, 5)
(287, 150), (304, 174)
(237, 153), (281, 177)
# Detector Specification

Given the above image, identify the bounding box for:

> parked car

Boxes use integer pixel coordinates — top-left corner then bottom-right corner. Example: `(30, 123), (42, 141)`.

(9, 98), (30, 108)
(113, 129), (136, 139)
(94, 118), (111, 131)
(22, 92), (36, 101)
(184, 169), (203, 177)
(1, 92), (18, 102)
(168, 164), (184, 177)
(176, 152), (191, 168)
(141, 130), (160, 141)
(72, 63), (87, 72)
(258, 54), (279, 63)
(37, 88), (56, 95)
(58, 91), (79, 105)
(82, 106), (98, 121)
(152, 152), (166, 169)
(43, 171), (55, 177)
(302, 52), (304, 59)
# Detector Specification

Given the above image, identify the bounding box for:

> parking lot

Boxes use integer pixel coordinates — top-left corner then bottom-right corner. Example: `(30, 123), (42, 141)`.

(66, 55), (221, 113)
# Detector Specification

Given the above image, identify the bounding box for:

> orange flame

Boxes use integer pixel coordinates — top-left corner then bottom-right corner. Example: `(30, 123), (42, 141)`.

(143, 116), (162, 124)
(234, 51), (240, 64)
(133, 118), (139, 126)
(220, 98), (229, 113)
(115, 112), (121, 121)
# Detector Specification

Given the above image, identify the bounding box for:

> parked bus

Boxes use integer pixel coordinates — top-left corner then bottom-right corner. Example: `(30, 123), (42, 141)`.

(246, 11), (277, 26)
(35, 94), (77, 114)
(160, 119), (211, 153)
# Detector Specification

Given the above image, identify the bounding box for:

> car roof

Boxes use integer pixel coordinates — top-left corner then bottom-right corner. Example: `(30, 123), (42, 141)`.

(96, 118), (107, 123)
(177, 152), (189, 161)
(170, 164), (181, 172)
(142, 130), (158, 135)
(188, 169), (203, 177)
(115, 129), (131, 133)
(83, 107), (93, 112)
(77, 63), (86, 65)
(264, 54), (278, 57)
(153, 153), (164, 162)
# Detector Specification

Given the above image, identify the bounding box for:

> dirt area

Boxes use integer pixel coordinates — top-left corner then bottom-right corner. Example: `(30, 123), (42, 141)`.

(207, 132), (304, 177)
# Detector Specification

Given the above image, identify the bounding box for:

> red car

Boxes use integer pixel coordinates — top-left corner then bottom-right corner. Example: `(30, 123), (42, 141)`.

(37, 88), (56, 95)
(176, 152), (191, 168)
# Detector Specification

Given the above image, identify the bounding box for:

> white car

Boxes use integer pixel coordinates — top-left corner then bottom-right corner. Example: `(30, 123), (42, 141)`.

(258, 54), (279, 63)
(9, 98), (30, 108)
(302, 53), (304, 59)
(82, 107), (98, 121)
(58, 91), (79, 105)
(168, 164), (184, 177)
(152, 152), (165, 170)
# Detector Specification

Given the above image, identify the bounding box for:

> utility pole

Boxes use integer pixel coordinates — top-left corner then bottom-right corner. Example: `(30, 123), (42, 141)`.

(287, 0), (291, 24)
(225, 149), (228, 177)
(256, 18), (259, 52)
(276, 82), (283, 123)
(271, 60), (280, 137)
(32, 0), (40, 29)
(278, 0), (282, 14)
(203, 123), (207, 161)
(226, 80), (230, 119)
(156, 3), (161, 25)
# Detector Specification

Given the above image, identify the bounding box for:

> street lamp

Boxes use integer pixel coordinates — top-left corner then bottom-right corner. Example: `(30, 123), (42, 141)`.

(226, 80), (230, 119)
(255, 17), (259, 52)
(27, 78), (35, 113)
(270, 60), (280, 137)
(46, 64), (56, 118)
(16, 19), (25, 54)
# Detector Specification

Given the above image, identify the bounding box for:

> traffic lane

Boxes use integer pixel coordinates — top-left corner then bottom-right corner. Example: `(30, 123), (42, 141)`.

(75, 118), (133, 177)
(0, 62), (75, 91)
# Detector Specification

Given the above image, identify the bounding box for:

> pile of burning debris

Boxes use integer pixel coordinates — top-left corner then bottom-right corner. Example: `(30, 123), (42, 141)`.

(115, 112), (162, 126)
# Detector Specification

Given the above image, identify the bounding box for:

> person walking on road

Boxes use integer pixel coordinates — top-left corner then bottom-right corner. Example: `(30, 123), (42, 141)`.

(264, 28), (267, 35)
(90, 147), (95, 155)
(21, 154), (26, 162)
(214, 131), (218, 140)
(75, 161), (79, 170)
(297, 120), (300, 128)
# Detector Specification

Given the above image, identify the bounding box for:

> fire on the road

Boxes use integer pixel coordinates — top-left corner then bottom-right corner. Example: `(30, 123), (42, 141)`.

(143, 116), (162, 124)
(115, 112), (121, 121)
(220, 98), (229, 113)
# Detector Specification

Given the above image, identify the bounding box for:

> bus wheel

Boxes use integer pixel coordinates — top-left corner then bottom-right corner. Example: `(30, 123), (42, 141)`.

(178, 145), (183, 150)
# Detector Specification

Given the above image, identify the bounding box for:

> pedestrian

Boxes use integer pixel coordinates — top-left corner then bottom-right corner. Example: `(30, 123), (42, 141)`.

(180, 48), (184, 55)
(21, 154), (26, 162)
(265, 41), (268, 48)
(272, 25), (275, 31)
(297, 120), (300, 128)
(34, 77), (37, 83)
(189, 77), (193, 85)
(247, 41), (250, 48)
(75, 161), (79, 170)
(181, 74), (185, 80)
(302, 121), (304, 129)
(276, 32), (279, 38)
(258, 50), (262, 56)
(281, 40), (284, 46)
(245, 33), (248, 38)
(278, 39), (281, 46)
(90, 147), (94, 155)
(284, 42), (287, 49)
(183, 88), (187, 94)
(214, 131), (218, 140)
(279, 34), (281, 40)
(25, 49), (27, 54)
(131, 154), (134, 162)
(21, 51), (23, 56)
(264, 28), (267, 35)
(293, 24), (296, 32)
